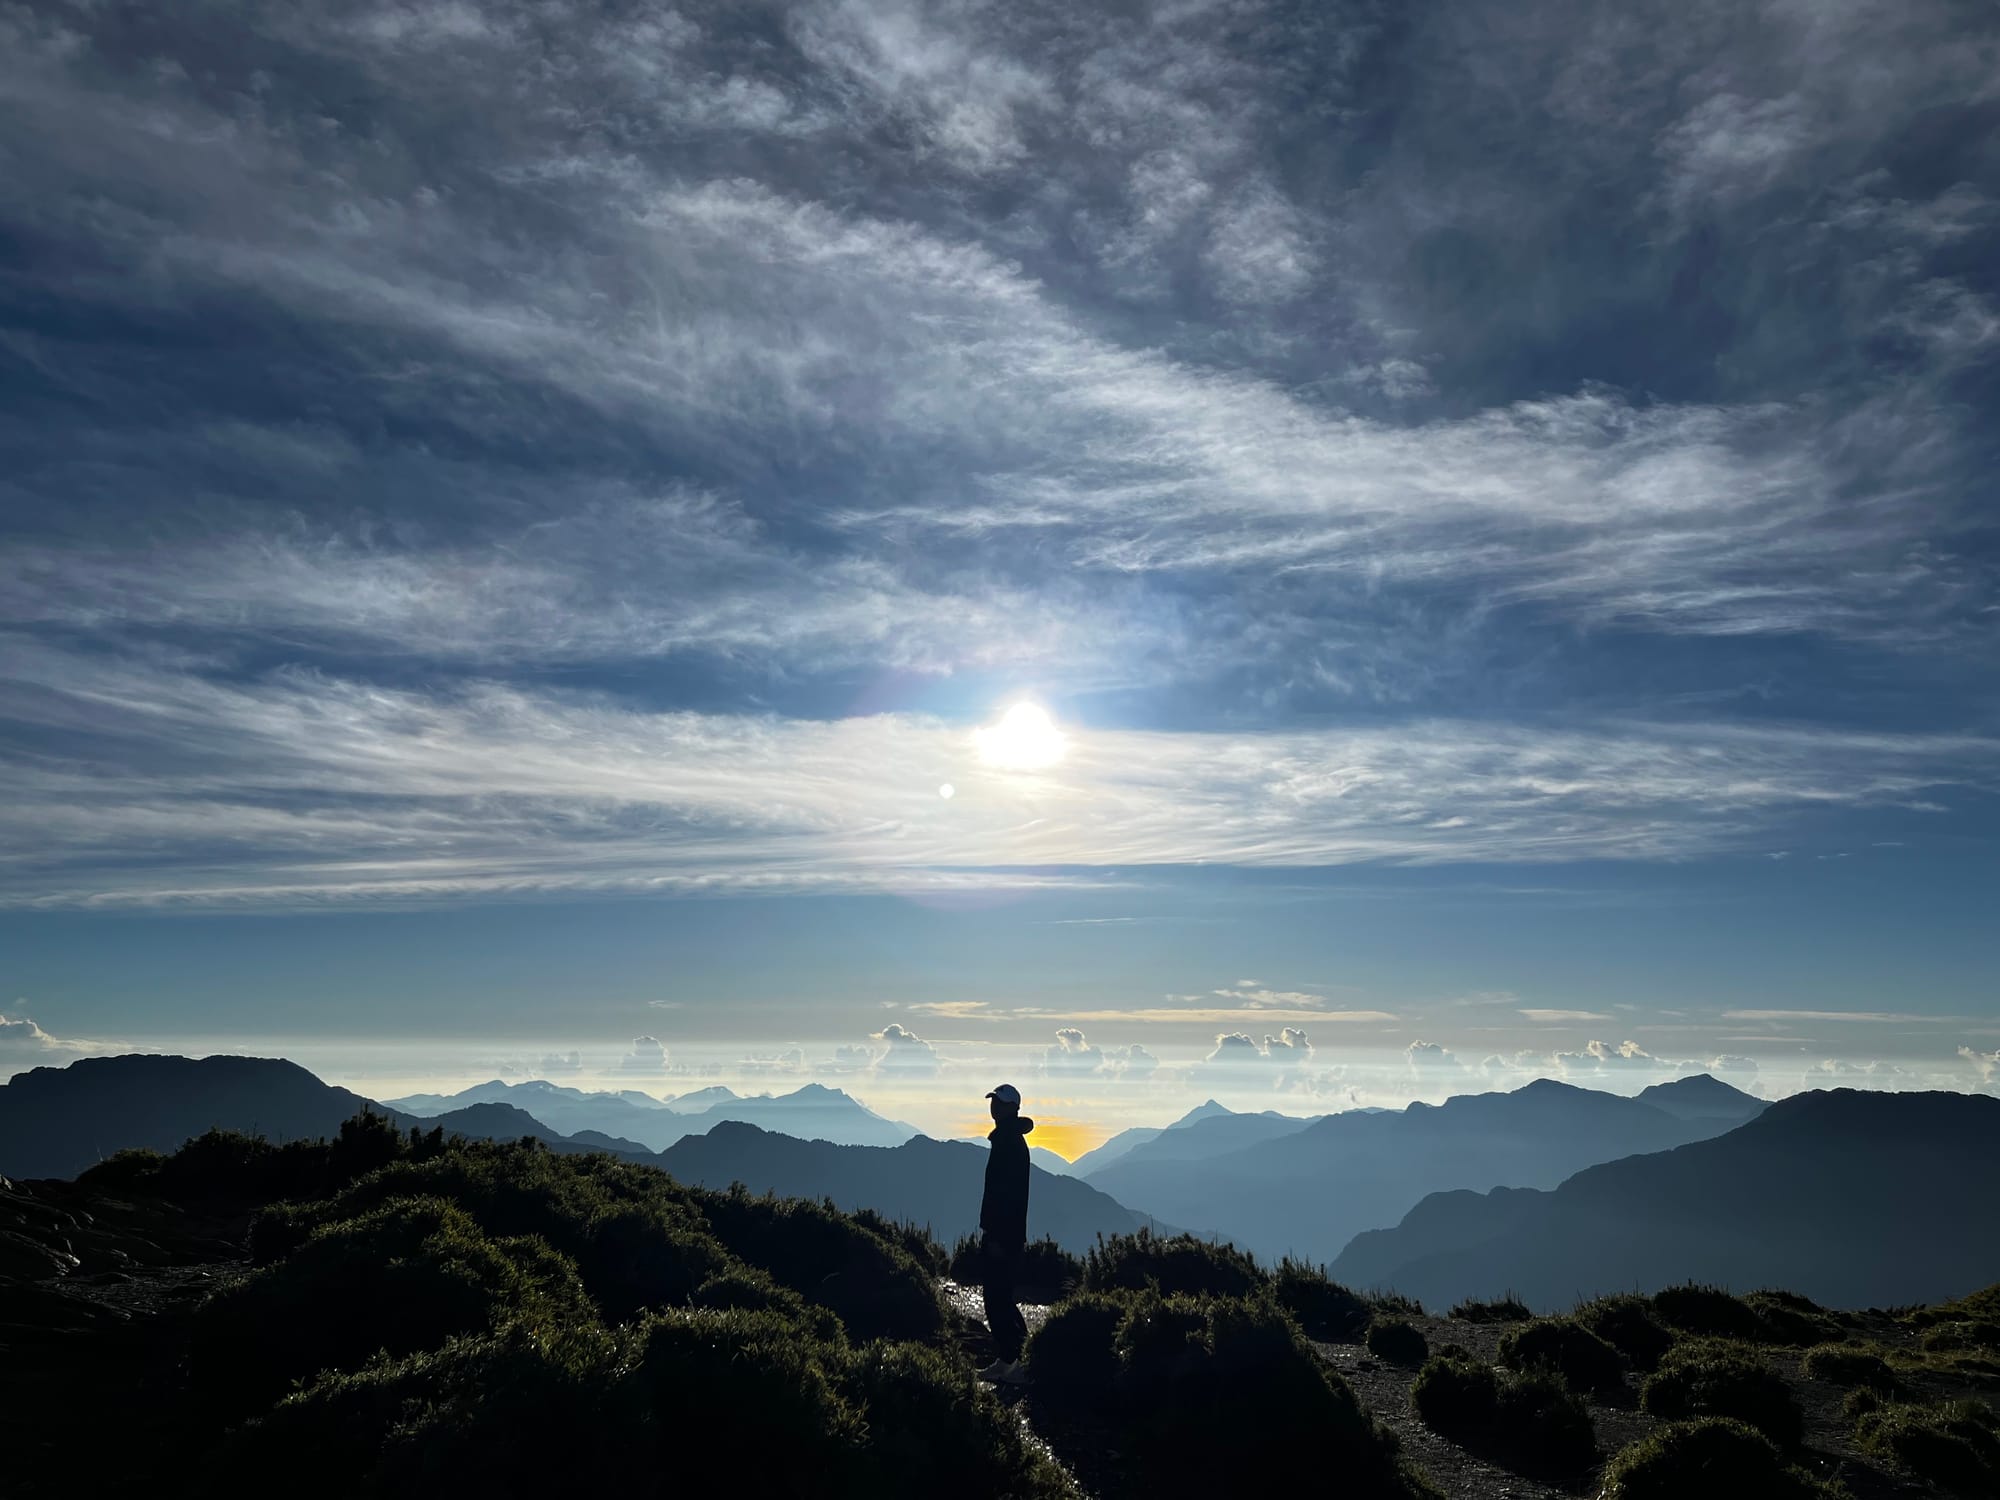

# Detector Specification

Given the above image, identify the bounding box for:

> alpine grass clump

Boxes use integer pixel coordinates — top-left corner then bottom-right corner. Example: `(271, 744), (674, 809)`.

(1601, 1418), (1843, 1500)
(1799, 1342), (1899, 1392)
(1744, 1290), (1845, 1346)
(1576, 1294), (1675, 1373)
(1498, 1317), (1626, 1396)
(1365, 1316), (1430, 1368)
(1410, 1355), (1597, 1481)
(1272, 1258), (1373, 1342)
(1641, 1337), (1804, 1448)
(1854, 1399), (2000, 1496)
(1449, 1294), (1532, 1324)
(1649, 1284), (1764, 1342)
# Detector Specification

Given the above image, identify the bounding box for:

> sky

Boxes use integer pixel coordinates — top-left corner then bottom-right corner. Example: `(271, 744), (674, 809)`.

(2, 0), (1997, 1146)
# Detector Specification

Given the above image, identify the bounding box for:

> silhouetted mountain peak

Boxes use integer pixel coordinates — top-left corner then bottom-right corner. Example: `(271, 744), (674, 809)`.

(1171, 1099), (1233, 1128)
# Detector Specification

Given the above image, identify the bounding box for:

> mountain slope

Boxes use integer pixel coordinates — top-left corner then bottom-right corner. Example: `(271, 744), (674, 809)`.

(1085, 1107), (1319, 1172)
(1067, 1098), (1237, 1175)
(0, 1055), (666, 1178)
(656, 1120), (1164, 1251)
(1086, 1076), (1764, 1265)
(0, 1054), (399, 1179)
(1332, 1088), (2000, 1310)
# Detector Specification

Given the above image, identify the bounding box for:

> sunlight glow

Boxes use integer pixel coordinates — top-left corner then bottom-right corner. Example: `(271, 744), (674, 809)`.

(972, 701), (1069, 771)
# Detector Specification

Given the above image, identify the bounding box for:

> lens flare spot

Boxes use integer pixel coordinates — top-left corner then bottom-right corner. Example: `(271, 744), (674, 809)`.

(938, 783), (955, 799)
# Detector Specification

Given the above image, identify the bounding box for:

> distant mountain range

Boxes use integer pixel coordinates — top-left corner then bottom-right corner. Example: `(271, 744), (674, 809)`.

(384, 1077), (918, 1151)
(1069, 1099), (1319, 1175)
(658, 1120), (1163, 1251)
(0, 1055), (659, 1178)
(1084, 1075), (1769, 1265)
(1332, 1088), (2000, 1310)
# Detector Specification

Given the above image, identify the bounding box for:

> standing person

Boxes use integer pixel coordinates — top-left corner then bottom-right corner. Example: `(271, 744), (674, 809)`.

(976, 1083), (1033, 1385)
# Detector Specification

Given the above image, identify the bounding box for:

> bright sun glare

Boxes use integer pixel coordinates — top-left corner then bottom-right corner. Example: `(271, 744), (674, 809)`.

(972, 701), (1069, 771)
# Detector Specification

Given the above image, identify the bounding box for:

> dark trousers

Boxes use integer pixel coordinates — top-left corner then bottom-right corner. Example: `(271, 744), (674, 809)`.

(981, 1235), (1029, 1362)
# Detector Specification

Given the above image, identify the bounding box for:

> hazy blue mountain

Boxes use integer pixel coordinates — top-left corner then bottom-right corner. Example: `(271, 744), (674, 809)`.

(1030, 1146), (1077, 1175)
(1086, 1106), (1320, 1173)
(656, 1120), (1165, 1252)
(1331, 1088), (2000, 1311)
(1635, 1072), (1769, 1124)
(1067, 1098), (1238, 1175)
(0, 1055), (402, 1179)
(388, 1078), (696, 1149)
(1086, 1075), (1764, 1265)
(418, 1102), (651, 1159)
(659, 1085), (740, 1113)
(388, 1078), (907, 1151)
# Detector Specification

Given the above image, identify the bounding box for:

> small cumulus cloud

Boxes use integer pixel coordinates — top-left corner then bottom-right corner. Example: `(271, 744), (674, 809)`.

(741, 1046), (809, 1077)
(618, 1035), (669, 1075)
(1042, 1027), (1103, 1078)
(873, 1023), (943, 1077)
(1959, 1046), (2000, 1090)
(537, 1050), (585, 1074)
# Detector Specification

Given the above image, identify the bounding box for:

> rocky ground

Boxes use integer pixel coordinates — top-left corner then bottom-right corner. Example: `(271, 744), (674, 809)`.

(939, 1281), (1999, 1500)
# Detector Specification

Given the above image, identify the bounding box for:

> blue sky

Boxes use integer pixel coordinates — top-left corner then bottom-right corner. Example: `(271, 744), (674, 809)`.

(2, 0), (1996, 1136)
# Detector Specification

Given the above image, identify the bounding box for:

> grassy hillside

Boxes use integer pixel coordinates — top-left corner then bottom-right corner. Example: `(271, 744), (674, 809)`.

(1, 1116), (1425, 1499)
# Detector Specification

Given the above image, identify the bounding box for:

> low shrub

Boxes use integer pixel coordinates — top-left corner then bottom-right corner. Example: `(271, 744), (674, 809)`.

(1650, 1284), (1764, 1342)
(691, 1265), (843, 1343)
(1411, 1355), (1499, 1433)
(1028, 1288), (1431, 1498)
(192, 1196), (592, 1412)
(948, 1235), (1080, 1302)
(1577, 1294), (1675, 1373)
(1081, 1229), (1264, 1299)
(1906, 1282), (2000, 1330)
(1641, 1337), (1803, 1449)
(1922, 1320), (2000, 1354)
(1800, 1342), (1898, 1391)
(1273, 1258), (1372, 1342)
(1369, 1291), (1425, 1318)
(1410, 1356), (1596, 1480)
(847, 1339), (1076, 1498)
(1115, 1291), (1427, 1497)
(850, 1207), (949, 1277)
(1366, 1317), (1430, 1368)
(1023, 1292), (1128, 1401)
(1745, 1290), (1844, 1346)
(1496, 1372), (1598, 1479)
(1855, 1399), (2000, 1496)
(696, 1188), (944, 1344)
(1844, 1387), (1884, 1421)
(1602, 1417), (1841, 1499)
(1450, 1294), (1532, 1324)
(1499, 1317), (1625, 1396)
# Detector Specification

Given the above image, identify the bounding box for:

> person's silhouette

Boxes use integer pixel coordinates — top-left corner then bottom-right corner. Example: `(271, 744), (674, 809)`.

(976, 1083), (1033, 1384)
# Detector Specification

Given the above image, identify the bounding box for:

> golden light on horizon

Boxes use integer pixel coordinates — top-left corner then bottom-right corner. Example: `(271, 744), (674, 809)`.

(972, 700), (1068, 771)
(956, 1112), (1107, 1162)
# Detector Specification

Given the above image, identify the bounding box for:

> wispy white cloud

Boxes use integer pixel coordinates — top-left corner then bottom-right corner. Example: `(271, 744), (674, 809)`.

(0, 639), (1989, 906)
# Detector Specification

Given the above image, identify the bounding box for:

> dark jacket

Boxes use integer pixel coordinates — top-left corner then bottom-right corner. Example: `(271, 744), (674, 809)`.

(980, 1114), (1034, 1246)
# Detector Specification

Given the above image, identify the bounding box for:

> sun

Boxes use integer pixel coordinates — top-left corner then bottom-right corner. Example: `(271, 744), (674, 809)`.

(973, 701), (1068, 771)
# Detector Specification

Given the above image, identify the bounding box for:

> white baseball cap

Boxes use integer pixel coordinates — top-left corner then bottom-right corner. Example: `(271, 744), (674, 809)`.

(985, 1083), (1021, 1106)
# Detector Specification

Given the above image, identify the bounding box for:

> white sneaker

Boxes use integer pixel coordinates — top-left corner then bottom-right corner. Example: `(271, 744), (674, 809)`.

(990, 1360), (1032, 1386)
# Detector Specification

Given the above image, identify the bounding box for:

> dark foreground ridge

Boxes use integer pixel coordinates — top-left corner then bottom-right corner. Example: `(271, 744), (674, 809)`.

(6, 1115), (1998, 1500)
